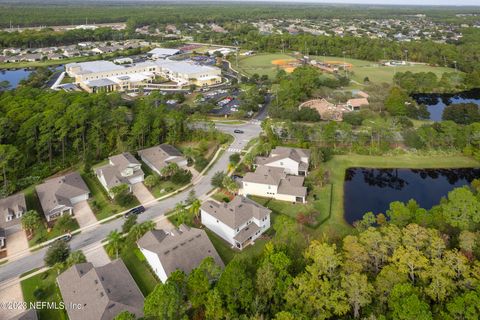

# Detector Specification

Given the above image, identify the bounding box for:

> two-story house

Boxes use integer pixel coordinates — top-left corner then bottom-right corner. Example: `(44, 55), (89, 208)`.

(200, 196), (271, 250)
(241, 165), (307, 203)
(254, 147), (310, 176)
(138, 144), (188, 176)
(96, 152), (145, 197)
(0, 193), (27, 248)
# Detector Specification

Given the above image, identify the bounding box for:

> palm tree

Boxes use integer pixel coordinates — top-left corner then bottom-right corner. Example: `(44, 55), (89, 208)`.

(106, 230), (124, 259)
(189, 199), (202, 219)
(128, 221), (155, 242)
(21, 210), (41, 237)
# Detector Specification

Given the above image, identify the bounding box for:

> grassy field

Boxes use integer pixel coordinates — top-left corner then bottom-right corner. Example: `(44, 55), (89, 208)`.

(320, 154), (480, 237)
(236, 53), (298, 78)
(237, 53), (456, 84)
(21, 270), (68, 320)
(311, 55), (456, 84)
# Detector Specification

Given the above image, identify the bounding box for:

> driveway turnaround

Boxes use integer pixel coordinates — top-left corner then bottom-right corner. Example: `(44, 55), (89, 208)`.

(73, 201), (97, 228)
(132, 183), (155, 204)
(6, 228), (28, 258)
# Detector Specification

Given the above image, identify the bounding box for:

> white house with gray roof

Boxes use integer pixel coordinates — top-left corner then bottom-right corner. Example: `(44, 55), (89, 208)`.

(138, 144), (187, 175)
(241, 165), (307, 203)
(0, 193), (26, 229)
(254, 147), (310, 176)
(200, 196), (271, 250)
(57, 259), (144, 320)
(96, 152), (145, 197)
(35, 172), (90, 222)
(138, 224), (223, 283)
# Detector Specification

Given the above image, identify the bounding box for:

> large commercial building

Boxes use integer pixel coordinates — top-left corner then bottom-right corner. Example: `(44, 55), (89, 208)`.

(66, 59), (222, 93)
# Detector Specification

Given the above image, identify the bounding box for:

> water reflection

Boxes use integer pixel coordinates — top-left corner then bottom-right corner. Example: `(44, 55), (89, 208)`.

(344, 167), (480, 224)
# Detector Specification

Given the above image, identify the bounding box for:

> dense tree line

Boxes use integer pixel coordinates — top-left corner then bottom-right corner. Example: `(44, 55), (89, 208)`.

(120, 182), (480, 320)
(0, 87), (220, 196)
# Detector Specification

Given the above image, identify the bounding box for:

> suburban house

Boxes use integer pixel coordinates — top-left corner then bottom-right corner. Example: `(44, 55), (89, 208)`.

(0, 229), (5, 248)
(57, 259), (144, 320)
(200, 196), (271, 250)
(241, 165), (307, 203)
(254, 147), (310, 176)
(96, 152), (145, 196)
(0, 193), (26, 229)
(138, 224), (224, 282)
(138, 144), (188, 175)
(35, 172), (90, 222)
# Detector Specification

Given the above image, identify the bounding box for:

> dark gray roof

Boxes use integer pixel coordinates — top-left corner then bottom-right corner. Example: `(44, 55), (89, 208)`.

(9, 309), (38, 320)
(137, 144), (186, 172)
(57, 259), (144, 320)
(0, 193), (26, 228)
(138, 224), (224, 278)
(200, 196), (271, 229)
(35, 172), (89, 216)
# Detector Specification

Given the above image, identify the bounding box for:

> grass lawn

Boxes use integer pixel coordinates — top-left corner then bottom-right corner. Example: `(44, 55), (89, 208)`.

(320, 154), (480, 238)
(82, 173), (139, 221)
(310, 55), (456, 85)
(141, 162), (188, 198)
(237, 53), (298, 78)
(105, 244), (159, 296)
(28, 217), (79, 247)
(21, 270), (68, 320)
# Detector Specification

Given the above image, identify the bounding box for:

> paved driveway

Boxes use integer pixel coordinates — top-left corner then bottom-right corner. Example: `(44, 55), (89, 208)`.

(83, 245), (110, 268)
(73, 201), (97, 228)
(6, 228), (28, 258)
(0, 281), (24, 319)
(132, 183), (155, 204)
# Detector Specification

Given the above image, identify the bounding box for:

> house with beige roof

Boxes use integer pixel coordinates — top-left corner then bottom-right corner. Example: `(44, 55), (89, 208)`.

(200, 196), (271, 250)
(138, 224), (223, 282)
(241, 166), (307, 203)
(35, 172), (90, 222)
(255, 147), (310, 176)
(57, 259), (144, 320)
(96, 152), (144, 196)
(138, 144), (187, 175)
(346, 97), (369, 111)
(0, 193), (26, 229)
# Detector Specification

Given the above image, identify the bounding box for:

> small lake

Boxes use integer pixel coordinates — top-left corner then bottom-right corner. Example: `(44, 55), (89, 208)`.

(0, 69), (32, 88)
(343, 167), (480, 224)
(412, 88), (480, 121)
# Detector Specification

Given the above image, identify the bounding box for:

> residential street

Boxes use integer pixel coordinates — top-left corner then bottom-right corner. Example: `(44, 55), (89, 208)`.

(0, 121), (262, 284)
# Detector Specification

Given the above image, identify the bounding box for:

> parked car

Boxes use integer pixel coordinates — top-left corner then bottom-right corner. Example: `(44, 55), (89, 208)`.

(124, 206), (146, 218)
(234, 129), (244, 134)
(57, 233), (72, 242)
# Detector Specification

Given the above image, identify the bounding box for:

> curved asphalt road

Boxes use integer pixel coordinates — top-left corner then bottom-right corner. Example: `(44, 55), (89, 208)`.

(0, 121), (262, 284)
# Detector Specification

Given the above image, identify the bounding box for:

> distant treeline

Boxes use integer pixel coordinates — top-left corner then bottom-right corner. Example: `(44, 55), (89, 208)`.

(0, 2), (479, 28)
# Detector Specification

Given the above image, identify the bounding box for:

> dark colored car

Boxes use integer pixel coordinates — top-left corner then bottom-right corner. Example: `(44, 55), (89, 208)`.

(234, 129), (244, 134)
(124, 206), (146, 218)
(57, 233), (72, 242)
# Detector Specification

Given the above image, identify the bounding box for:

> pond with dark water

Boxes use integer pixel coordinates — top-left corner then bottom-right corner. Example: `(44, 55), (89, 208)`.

(343, 167), (480, 224)
(412, 88), (480, 121)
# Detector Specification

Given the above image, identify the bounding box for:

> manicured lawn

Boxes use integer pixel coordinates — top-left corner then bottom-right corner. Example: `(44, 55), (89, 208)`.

(140, 162), (188, 198)
(82, 173), (139, 221)
(205, 229), (268, 264)
(21, 270), (68, 320)
(237, 53), (298, 78)
(310, 55), (456, 84)
(28, 217), (79, 247)
(105, 244), (159, 296)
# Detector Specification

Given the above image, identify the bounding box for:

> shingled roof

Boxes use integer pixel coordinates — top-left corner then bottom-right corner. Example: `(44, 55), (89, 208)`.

(137, 144), (186, 172)
(57, 259), (144, 320)
(200, 196), (271, 229)
(138, 224), (223, 279)
(0, 193), (26, 228)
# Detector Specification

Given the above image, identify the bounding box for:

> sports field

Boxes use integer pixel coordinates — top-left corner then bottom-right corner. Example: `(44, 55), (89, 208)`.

(237, 53), (456, 84)
(237, 53), (299, 78)
(311, 55), (456, 84)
